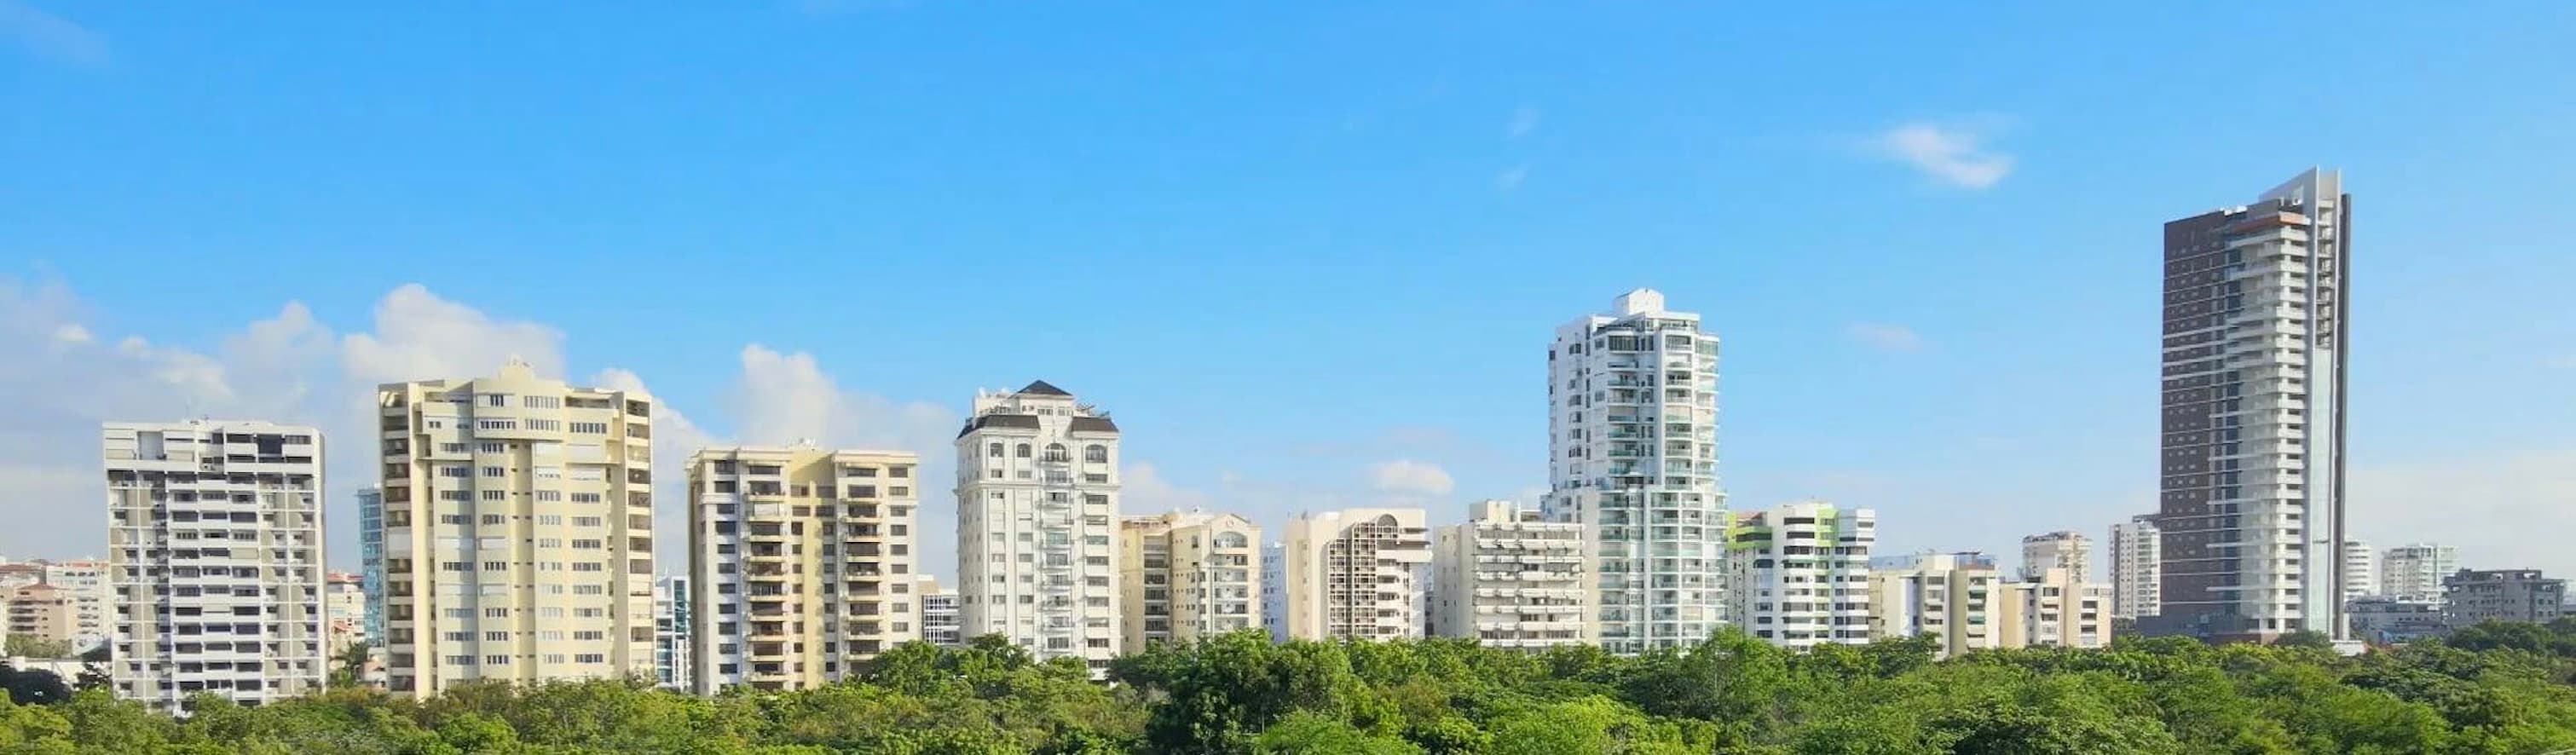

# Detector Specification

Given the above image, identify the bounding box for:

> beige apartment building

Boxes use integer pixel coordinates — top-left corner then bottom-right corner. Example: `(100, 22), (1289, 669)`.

(1996, 567), (2112, 649)
(1281, 508), (1431, 641)
(6, 585), (78, 649)
(324, 572), (368, 654)
(376, 360), (656, 697)
(1868, 551), (2003, 659)
(688, 446), (921, 694)
(1118, 510), (1259, 649)
(1430, 500), (1589, 651)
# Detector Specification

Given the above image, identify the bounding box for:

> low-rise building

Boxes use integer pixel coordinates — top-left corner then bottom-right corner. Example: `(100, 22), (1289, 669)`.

(2348, 597), (2446, 645)
(2444, 569), (2566, 628)
(4, 585), (79, 652)
(1430, 500), (1587, 651)
(1868, 551), (2001, 658)
(324, 572), (369, 654)
(1996, 567), (2112, 649)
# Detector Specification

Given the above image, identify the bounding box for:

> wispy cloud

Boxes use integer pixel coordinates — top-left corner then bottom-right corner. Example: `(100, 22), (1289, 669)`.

(0, 0), (108, 66)
(2545, 354), (2576, 370)
(1505, 106), (1542, 139)
(1369, 459), (1455, 498)
(1868, 119), (2013, 189)
(1494, 164), (1529, 191)
(1847, 322), (1926, 354)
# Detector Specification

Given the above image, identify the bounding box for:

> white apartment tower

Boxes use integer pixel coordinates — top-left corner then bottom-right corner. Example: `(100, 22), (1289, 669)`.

(1544, 289), (1725, 654)
(2149, 169), (2352, 642)
(2381, 543), (2458, 602)
(2342, 539), (2377, 602)
(1430, 500), (1589, 651)
(1119, 510), (1260, 649)
(955, 381), (1122, 673)
(1726, 502), (1875, 649)
(1282, 508), (1432, 641)
(376, 361), (657, 697)
(689, 446), (921, 693)
(2110, 516), (2162, 620)
(917, 576), (961, 647)
(104, 420), (327, 710)
(2019, 531), (2091, 584)
(651, 575), (690, 690)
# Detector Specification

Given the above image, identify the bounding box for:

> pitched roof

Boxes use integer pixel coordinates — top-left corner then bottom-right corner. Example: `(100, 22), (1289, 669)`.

(1017, 380), (1071, 396)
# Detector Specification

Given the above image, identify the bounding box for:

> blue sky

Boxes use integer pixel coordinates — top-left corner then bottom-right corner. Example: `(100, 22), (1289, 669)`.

(4, 3), (2573, 579)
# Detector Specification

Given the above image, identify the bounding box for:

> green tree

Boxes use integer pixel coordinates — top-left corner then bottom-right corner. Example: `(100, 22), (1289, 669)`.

(1252, 711), (1423, 755)
(3, 636), (72, 660)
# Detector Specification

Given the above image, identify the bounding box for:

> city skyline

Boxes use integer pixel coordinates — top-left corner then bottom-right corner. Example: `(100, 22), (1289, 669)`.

(6, 3), (2575, 589)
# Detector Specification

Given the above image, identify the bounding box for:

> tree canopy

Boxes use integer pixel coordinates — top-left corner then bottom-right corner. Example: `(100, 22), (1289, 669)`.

(3, 620), (2574, 753)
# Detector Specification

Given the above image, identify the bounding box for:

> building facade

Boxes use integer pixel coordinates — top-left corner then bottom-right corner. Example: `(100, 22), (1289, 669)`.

(1430, 500), (1588, 651)
(104, 419), (327, 709)
(688, 446), (920, 694)
(1281, 508), (1431, 641)
(357, 487), (386, 647)
(34, 560), (108, 653)
(1867, 551), (2001, 659)
(1260, 542), (1287, 642)
(324, 572), (368, 654)
(2443, 569), (2565, 628)
(1118, 510), (1259, 649)
(651, 575), (689, 690)
(1996, 568), (2113, 649)
(4, 585), (78, 650)
(2147, 169), (2353, 642)
(2019, 532), (2091, 584)
(955, 381), (1123, 673)
(917, 576), (960, 647)
(2109, 516), (2161, 621)
(376, 361), (657, 697)
(2381, 543), (2458, 602)
(1727, 502), (1875, 649)
(2347, 597), (2445, 645)
(2342, 539), (2377, 602)
(1543, 289), (1726, 655)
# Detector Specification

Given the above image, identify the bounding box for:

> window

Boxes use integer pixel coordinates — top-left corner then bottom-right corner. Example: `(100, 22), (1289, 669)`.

(569, 422), (608, 435)
(481, 466), (505, 477)
(987, 443), (1004, 458)
(482, 394), (509, 407)
(477, 418), (517, 431)
(1015, 444), (1032, 458)
(439, 442), (470, 454)
(1083, 445), (1107, 464)
(481, 490), (505, 501)
(535, 490), (562, 502)
(524, 418), (561, 431)
(479, 441), (506, 453)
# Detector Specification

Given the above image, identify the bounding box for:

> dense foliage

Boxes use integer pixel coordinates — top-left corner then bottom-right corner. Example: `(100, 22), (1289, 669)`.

(6, 624), (2576, 753)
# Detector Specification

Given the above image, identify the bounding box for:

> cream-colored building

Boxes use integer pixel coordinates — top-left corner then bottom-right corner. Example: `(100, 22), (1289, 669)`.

(1727, 501), (1877, 649)
(1430, 500), (1588, 651)
(1867, 551), (2002, 658)
(2019, 532), (2091, 584)
(325, 572), (368, 654)
(38, 560), (108, 653)
(376, 360), (656, 697)
(105, 419), (327, 710)
(1118, 510), (1260, 649)
(688, 446), (921, 694)
(5, 585), (78, 649)
(1995, 567), (2111, 649)
(1281, 508), (1430, 641)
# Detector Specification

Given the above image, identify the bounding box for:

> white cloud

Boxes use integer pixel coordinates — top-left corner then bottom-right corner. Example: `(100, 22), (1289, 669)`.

(2350, 449), (2576, 578)
(1505, 106), (1542, 139)
(1124, 462), (1212, 512)
(1494, 164), (1529, 191)
(1370, 459), (1454, 497)
(0, 1), (107, 66)
(2544, 354), (2576, 370)
(1846, 322), (1926, 354)
(1869, 120), (2013, 189)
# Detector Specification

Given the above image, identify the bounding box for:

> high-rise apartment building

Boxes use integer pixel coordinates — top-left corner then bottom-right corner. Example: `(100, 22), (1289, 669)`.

(1996, 568), (2113, 649)
(1868, 551), (2001, 659)
(376, 361), (656, 697)
(2149, 169), (2352, 642)
(1281, 508), (1431, 641)
(37, 560), (108, 653)
(324, 572), (368, 654)
(1118, 510), (1259, 649)
(1544, 289), (1725, 654)
(916, 576), (960, 647)
(2381, 543), (2458, 602)
(688, 446), (920, 694)
(2341, 539), (2377, 602)
(2019, 532), (2091, 584)
(2443, 569), (2565, 628)
(651, 575), (689, 690)
(954, 381), (1123, 673)
(1260, 542), (1287, 642)
(1726, 502), (1875, 649)
(104, 419), (326, 709)
(357, 487), (386, 646)
(1430, 500), (1588, 651)
(2109, 516), (2161, 620)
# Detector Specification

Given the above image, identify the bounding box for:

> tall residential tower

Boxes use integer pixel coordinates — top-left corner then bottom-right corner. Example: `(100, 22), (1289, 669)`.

(1544, 289), (1725, 654)
(2148, 169), (2351, 642)
(955, 381), (1123, 673)
(376, 361), (658, 697)
(2109, 516), (2162, 621)
(104, 420), (327, 710)
(1118, 510), (1260, 649)
(688, 446), (920, 694)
